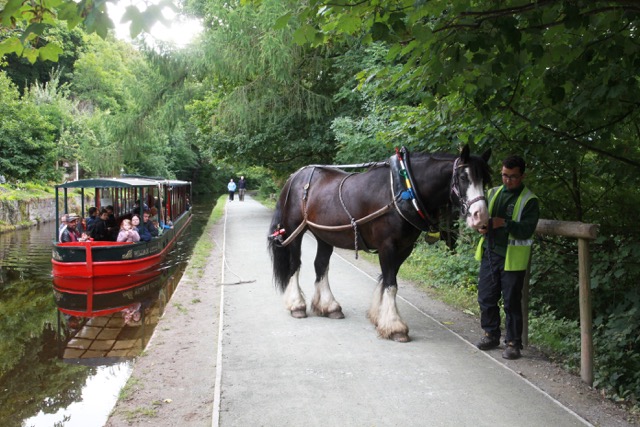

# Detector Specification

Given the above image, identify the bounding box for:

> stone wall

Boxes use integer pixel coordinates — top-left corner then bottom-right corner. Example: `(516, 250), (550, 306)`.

(0, 196), (87, 232)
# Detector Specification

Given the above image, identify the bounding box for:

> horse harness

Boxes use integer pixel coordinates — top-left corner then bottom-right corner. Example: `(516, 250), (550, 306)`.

(271, 147), (482, 258)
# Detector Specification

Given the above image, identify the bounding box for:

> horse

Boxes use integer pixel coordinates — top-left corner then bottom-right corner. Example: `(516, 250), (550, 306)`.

(267, 145), (492, 342)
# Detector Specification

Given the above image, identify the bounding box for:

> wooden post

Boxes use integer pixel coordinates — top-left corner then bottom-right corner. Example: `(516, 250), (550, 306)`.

(522, 253), (532, 348)
(526, 219), (598, 385)
(578, 238), (594, 385)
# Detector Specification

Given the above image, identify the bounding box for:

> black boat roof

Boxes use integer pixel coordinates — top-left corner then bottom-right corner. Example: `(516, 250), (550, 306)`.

(55, 177), (190, 189)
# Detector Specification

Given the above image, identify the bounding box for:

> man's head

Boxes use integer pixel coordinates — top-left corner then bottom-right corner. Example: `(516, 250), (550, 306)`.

(501, 155), (526, 190)
(67, 213), (80, 228)
(99, 208), (109, 220)
(143, 211), (150, 222)
(88, 207), (98, 217)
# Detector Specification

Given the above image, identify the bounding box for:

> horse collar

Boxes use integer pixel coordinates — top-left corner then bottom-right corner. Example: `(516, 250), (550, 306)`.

(390, 147), (438, 231)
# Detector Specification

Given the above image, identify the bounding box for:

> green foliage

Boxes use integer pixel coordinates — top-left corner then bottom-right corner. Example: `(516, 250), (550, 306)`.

(1, 23), (85, 93)
(592, 290), (640, 403)
(70, 34), (138, 114)
(527, 233), (640, 405)
(402, 228), (480, 293)
(240, 166), (278, 199)
(0, 71), (58, 182)
(589, 236), (640, 403)
(198, 0), (334, 133)
(0, 0), (169, 62)
(0, 182), (52, 200)
(528, 308), (581, 368)
(188, 195), (225, 279)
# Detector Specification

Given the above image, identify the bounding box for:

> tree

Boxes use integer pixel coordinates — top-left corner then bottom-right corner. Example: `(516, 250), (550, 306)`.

(1, 23), (85, 93)
(184, 0), (339, 173)
(0, 0), (175, 62)
(0, 70), (57, 181)
(279, 0), (640, 228)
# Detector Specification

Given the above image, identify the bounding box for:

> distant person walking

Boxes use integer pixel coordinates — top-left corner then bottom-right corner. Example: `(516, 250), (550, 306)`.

(228, 179), (237, 201)
(238, 176), (247, 201)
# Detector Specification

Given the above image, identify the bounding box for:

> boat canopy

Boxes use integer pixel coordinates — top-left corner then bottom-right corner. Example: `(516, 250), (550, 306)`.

(54, 176), (192, 242)
(55, 177), (190, 190)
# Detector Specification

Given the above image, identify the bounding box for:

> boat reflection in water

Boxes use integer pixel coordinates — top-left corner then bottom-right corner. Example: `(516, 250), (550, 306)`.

(50, 175), (193, 362)
(53, 260), (183, 361)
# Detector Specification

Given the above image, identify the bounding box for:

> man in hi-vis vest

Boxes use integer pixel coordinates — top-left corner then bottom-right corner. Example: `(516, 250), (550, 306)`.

(474, 155), (539, 360)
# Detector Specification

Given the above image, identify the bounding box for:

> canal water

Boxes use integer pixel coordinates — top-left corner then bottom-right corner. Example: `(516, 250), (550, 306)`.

(0, 195), (216, 427)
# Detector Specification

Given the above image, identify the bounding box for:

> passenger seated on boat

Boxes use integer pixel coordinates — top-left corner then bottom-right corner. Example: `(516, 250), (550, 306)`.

(60, 214), (89, 242)
(132, 201), (149, 215)
(143, 210), (159, 238)
(149, 207), (159, 223)
(90, 208), (114, 241)
(132, 214), (152, 242)
(116, 219), (140, 243)
(104, 205), (119, 240)
(85, 207), (98, 232)
(58, 213), (68, 241)
(154, 216), (174, 236)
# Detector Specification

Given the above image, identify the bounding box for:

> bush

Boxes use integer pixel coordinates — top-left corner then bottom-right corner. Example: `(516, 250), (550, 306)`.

(528, 307), (580, 369)
(402, 226), (479, 291)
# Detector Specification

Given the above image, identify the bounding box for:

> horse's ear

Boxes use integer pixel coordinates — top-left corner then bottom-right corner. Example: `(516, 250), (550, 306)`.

(460, 144), (470, 162)
(481, 148), (491, 163)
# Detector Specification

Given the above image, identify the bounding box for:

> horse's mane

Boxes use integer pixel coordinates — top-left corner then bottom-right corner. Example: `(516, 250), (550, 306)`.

(411, 150), (492, 185)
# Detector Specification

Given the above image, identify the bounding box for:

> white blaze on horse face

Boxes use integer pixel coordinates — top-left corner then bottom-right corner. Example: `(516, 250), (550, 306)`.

(464, 166), (489, 230)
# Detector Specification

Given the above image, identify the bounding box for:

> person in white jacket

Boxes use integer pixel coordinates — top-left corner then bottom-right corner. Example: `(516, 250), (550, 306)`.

(227, 179), (237, 201)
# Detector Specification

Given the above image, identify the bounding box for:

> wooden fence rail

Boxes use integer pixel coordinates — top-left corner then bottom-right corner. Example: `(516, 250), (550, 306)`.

(523, 219), (599, 385)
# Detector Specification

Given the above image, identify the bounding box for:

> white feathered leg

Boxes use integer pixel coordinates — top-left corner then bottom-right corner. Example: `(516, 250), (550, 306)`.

(311, 267), (344, 319)
(368, 280), (409, 342)
(283, 270), (307, 318)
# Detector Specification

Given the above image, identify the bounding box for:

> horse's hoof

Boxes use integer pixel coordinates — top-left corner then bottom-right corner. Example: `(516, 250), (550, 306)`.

(291, 309), (307, 318)
(327, 310), (345, 319)
(389, 332), (410, 343)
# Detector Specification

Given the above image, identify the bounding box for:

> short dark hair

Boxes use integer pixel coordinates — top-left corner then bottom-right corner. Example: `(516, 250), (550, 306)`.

(88, 207), (98, 215)
(502, 155), (526, 174)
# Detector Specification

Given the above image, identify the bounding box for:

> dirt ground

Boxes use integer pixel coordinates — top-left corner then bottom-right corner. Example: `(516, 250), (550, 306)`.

(105, 217), (640, 427)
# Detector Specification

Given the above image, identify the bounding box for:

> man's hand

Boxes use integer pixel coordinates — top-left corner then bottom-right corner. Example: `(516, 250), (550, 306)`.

(478, 217), (506, 234)
(492, 217), (506, 228)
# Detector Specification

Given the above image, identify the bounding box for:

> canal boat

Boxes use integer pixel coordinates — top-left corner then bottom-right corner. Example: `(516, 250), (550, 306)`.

(51, 176), (192, 316)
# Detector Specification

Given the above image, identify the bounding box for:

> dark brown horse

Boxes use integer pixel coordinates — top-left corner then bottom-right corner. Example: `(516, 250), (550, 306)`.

(268, 145), (491, 342)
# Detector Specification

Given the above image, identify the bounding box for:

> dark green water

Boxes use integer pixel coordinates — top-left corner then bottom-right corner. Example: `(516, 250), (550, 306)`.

(0, 195), (216, 427)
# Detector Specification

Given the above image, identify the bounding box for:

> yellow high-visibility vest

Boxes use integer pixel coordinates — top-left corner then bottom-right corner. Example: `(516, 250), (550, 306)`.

(475, 186), (538, 271)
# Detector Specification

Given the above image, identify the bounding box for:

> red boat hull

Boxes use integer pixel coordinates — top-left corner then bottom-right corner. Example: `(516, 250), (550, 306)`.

(52, 212), (191, 282)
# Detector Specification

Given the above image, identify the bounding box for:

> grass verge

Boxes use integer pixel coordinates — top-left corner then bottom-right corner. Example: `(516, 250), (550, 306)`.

(187, 195), (227, 279)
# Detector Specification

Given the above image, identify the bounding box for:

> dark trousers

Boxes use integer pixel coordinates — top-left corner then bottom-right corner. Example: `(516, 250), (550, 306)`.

(477, 250), (526, 347)
(228, 191), (234, 200)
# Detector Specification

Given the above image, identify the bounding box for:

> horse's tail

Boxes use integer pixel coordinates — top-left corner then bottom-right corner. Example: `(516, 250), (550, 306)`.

(268, 199), (293, 293)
